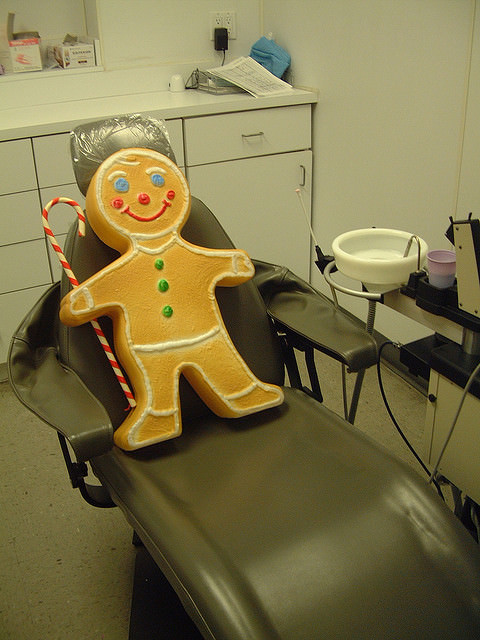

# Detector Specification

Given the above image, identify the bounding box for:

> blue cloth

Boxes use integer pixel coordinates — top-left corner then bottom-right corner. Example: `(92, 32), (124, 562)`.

(249, 37), (291, 78)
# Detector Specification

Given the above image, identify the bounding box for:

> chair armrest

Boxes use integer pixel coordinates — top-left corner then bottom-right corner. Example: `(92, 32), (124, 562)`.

(8, 283), (113, 462)
(252, 260), (378, 372)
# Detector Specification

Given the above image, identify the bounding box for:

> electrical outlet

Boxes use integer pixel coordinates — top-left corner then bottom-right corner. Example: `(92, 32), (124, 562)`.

(209, 12), (223, 40)
(223, 11), (236, 39)
(209, 11), (236, 40)
(210, 11), (223, 40)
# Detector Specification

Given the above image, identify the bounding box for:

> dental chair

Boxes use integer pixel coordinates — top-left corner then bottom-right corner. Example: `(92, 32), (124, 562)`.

(8, 116), (480, 639)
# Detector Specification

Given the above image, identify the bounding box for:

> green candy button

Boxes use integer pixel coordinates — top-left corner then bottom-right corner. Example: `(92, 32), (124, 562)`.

(162, 305), (173, 318)
(158, 279), (169, 292)
(154, 259), (164, 270)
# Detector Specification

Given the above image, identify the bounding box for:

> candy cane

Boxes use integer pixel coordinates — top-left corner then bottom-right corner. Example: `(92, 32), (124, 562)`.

(42, 197), (136, 408)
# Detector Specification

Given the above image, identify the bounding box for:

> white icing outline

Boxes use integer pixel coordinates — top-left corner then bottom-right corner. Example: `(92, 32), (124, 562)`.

(146, 166), (167, 175)
(107, 170), (127, 182)
(126, 352), (182, 448)
(94, 149), (190, 244)
(70, 286), (95, 311)
(132, 326), (220, 353)
(118, 158), (141, 166)
(84, 287), (94, 309)
(69, 237), (280, 446)
(224, 383), (256, 400)
(78, 148), (282, 448)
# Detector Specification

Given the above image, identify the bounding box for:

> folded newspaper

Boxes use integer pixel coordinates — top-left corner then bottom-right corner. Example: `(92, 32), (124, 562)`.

(207, 56), (293, 98)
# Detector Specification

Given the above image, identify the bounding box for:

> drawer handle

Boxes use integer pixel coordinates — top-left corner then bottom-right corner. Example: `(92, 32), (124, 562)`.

(299, 164), (306, 187)
(241, 131), (265, 140)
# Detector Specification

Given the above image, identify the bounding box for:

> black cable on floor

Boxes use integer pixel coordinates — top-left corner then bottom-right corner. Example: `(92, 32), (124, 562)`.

(377, 341), (444, 501)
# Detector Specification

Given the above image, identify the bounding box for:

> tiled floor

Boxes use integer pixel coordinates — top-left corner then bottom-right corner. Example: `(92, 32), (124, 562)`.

(1, 351), (429, 639)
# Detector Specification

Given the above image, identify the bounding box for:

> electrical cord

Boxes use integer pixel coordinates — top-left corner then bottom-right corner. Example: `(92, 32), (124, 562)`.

(377, 341), (444, 500)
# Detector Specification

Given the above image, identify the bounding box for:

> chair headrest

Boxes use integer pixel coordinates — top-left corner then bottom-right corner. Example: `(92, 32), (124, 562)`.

(70, 114), (177, 195)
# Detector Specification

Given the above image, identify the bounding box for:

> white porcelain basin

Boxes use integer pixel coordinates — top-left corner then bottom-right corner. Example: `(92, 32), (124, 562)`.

(332, 228), (428, 293)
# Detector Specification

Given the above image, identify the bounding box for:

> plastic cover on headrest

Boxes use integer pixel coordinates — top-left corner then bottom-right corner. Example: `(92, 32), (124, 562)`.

(70, 113), (177, 195)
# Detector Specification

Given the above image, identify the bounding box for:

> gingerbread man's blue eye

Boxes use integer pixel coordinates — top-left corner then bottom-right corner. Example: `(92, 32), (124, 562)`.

(150, 173), (165, 187)
(114, 177), (129, 192)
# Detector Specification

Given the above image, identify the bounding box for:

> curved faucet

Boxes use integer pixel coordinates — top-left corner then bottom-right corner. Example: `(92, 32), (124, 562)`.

(403, 234), (422, 271)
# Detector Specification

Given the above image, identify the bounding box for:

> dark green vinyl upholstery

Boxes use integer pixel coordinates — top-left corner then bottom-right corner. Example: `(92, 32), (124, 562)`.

(8, 198), (480, 639)
(8, 117), (480, 639)
(252, 259), (378, 372)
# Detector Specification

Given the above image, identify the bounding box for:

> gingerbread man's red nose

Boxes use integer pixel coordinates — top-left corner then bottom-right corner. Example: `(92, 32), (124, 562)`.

(138, 192), (151, 205)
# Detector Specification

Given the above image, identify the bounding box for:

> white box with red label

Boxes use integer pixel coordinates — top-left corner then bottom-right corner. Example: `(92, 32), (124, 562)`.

(9, 37), (42, 73)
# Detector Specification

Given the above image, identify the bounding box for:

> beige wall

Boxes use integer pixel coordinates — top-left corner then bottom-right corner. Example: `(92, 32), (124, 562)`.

(263, 0), (479, 341)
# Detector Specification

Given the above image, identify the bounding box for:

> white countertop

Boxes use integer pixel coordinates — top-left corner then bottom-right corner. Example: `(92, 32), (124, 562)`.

(0, 86), (317, 142)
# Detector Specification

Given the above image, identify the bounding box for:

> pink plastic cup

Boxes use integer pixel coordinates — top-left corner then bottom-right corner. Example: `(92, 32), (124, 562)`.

(427, 250), (456, 289)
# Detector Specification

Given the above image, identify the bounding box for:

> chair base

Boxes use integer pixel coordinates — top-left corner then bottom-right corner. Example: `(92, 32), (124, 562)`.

(129, 544), (203, 640)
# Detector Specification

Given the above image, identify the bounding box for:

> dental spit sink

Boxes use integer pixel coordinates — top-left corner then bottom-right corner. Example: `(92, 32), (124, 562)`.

(332, 228), (428, 293)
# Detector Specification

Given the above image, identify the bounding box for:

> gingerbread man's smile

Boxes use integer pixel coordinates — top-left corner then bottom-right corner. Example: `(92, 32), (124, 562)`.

(121, 198), (172, 222)
(112, 189), (176, 222)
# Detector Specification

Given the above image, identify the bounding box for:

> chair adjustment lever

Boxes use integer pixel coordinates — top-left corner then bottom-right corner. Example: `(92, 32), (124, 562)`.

(57, 433), (116, 508)
(57, 433), (88, 488)
(69, 462), (88, 488)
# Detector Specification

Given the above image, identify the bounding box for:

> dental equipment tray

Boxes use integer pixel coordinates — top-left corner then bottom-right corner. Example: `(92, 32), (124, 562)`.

(401, 274), (480, 333)
(400, 334), (480, 399)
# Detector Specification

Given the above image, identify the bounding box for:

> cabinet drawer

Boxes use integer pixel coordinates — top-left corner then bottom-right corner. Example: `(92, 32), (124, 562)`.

(0, 239), (51, 294)
(425, 372), (480, 504)
(184, 105), (311, 166)
(33, 133), (75, 188)
(0, 191), (43, 246)
(0, 139), (37, 195)
(0, 285), (50, 363)
(164, 118), (184, 167)
(188, 150), (312, 281)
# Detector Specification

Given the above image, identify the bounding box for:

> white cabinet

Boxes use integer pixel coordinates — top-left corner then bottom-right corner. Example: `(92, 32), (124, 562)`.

(0, 119), (185, 362)
(0, 191), (42, 244)
(0, 105), (313, 363)
(185, 105), (312, 281)
(188, 151), (312, 280)
(0, 239), (51, 294)
(184, 105), (311, 166)
(163, 118), (184, 167)
(33, 133), (76, 188)
(0, 135), (75, 363)
(0, 140), (51, 364)
(0, 239), (52, 363)
(425, 371), (480, 504)
(0, 285), (51, 366)
(0, 139), (36, 195)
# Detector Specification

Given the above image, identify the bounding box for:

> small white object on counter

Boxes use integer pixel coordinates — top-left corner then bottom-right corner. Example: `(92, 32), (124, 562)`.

(169, 74), (185, 92)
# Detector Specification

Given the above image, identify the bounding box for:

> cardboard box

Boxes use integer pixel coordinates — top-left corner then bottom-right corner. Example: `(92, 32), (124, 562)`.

(9, 37), (42, 72)
(49, 41), (95, 68)
(6, 13), (42, 73)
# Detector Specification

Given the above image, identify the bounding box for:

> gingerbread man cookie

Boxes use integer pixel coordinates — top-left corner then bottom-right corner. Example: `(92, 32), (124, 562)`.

(60, 148), (284, 450)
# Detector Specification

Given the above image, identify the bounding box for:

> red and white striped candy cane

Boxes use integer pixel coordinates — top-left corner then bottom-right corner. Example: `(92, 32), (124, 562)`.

(42, 197), (136, 408)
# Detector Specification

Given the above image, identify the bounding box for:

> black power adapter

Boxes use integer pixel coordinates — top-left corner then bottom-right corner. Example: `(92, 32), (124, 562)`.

(214, 27), (228, 51)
